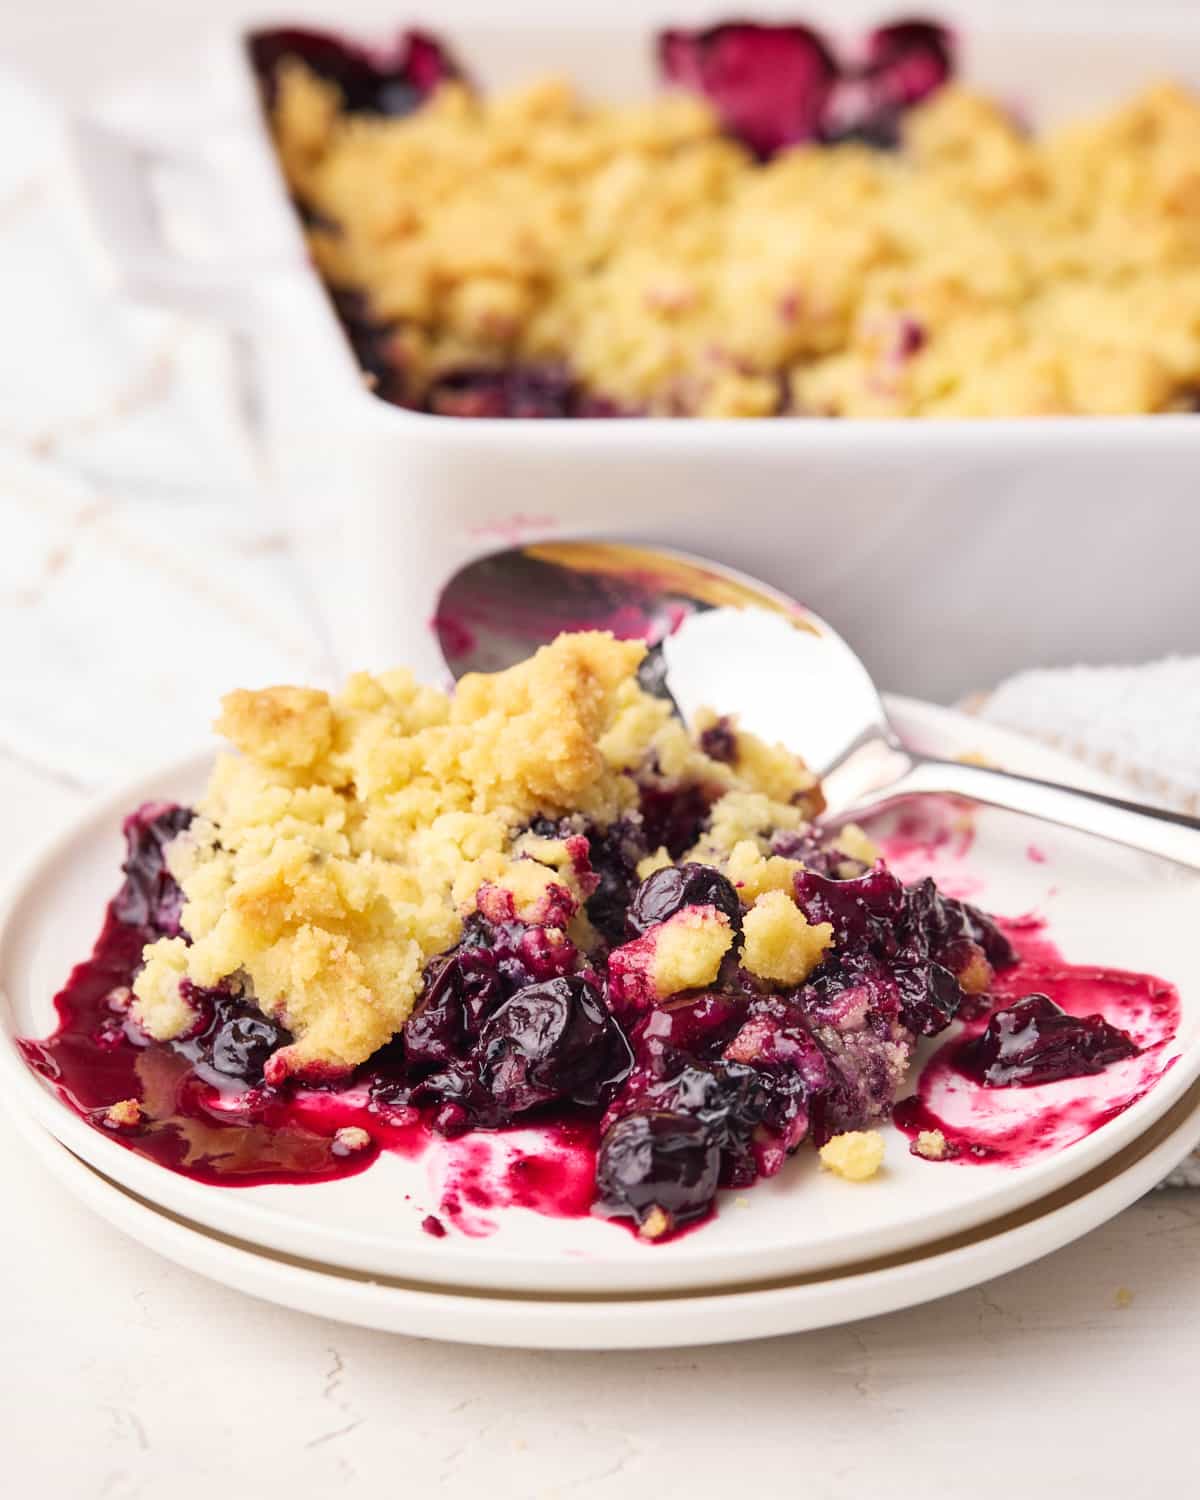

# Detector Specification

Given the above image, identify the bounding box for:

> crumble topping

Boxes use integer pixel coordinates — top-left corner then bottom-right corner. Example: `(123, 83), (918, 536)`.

(913, 1128), (949, 1161)
(742, 890), (834, 984)
(608, 905), (737, 1011)
(103, 1098), (144, 1131)
(725, 840), (806, 901)
(649, 907), (734, 994)
(639, 1206), (672, 1241)
(132, 631), (821, 1079)
(271, 60), (1200, 416)
(332, 1126), (372, 1154)
(819, 1130), (886, 1181)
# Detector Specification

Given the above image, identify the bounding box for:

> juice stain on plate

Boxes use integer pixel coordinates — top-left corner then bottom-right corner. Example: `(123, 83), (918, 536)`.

(894, 920), (1180, 1165)
(20, 852), (1181, 1232)
(876, 800), (981, 899)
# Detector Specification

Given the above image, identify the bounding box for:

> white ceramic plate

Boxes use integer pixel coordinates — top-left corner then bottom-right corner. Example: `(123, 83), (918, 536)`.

(10, 1075), (1200, 1350)
(2, 699), (1198, 1295)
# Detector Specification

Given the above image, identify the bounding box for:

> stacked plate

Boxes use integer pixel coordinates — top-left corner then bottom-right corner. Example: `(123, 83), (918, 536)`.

(4, 700), (1199, 1349)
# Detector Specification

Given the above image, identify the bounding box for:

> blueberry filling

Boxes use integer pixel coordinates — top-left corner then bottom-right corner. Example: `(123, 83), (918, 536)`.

(477, 976), (633, 1114)
(626, 862), (744, 945)
(658, 23), (839, 158)
(113, 802), (194, 936)
(171, 984), (294, 1090)
(249, 26), (461, 115)
(824, 20), (953, 148)
(698, 716), (738, 764)
(31, 790), (1159, 1239)
(959, 993), (1139, 1087)
(426, 365), (578, 420)
(595, 1111), (721, 1233)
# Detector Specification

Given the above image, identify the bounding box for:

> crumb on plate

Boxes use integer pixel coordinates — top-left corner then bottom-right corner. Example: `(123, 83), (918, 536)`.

(819, 1130), (886, 1181)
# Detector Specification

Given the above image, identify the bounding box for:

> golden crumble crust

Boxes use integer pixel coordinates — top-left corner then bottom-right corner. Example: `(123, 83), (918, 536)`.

(914, 1128), (950, 1161)
(819, 1130), (886, 1181)
(218, 685), (334, 770)
(103, 1098), (144, 1131)
(131, 632), (823, 1079)
(271, 64), (1200, 417)
(649, 907), (734, 996)
(742, 890), (834, 985)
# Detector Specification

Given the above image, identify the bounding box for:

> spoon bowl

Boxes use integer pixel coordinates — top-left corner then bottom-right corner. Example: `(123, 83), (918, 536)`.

(436, 541), (1200, 869)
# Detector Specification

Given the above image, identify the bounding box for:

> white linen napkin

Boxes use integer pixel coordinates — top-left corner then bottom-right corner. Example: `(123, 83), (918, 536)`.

(0, 68), (334, 787)
(980, 660), (1200, 818)
(2, 64), (1196, 1185)
(977, 670), (1200, 1187)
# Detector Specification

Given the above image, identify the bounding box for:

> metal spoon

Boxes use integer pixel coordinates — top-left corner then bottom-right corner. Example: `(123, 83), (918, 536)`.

(435, 540), (1200, 871)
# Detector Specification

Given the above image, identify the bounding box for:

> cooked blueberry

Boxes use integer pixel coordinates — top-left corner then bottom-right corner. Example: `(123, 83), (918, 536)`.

(626, 862), (743, 941)
(636, 992), (745, 1058)
(170, 988), (292, 1088)
(114, 802), (194, 936)
(209, 1012), (288, 1082)
(477, 976), (632, 1113)
(584, 820), (648, 945)
(427, 364), (575, 418)
(863, 21), (953, 111)
(406, 908), (587, 1069)
(959, 994), (1139, 1087)
(638, 784), (714, 858)
(658, 23), (838, 157)
(249, 26), (461, 115)
(595, 1110), (720, 1232)
(641, 1059), (804, 1169)
(793, 864), (904, 944)
(698, 717), (737, 764)
(401, 953), (466, 1065)
(891, 959), (964, 1037)
(903, 877), (1017, 971)
(411, 1063), (491, 1133)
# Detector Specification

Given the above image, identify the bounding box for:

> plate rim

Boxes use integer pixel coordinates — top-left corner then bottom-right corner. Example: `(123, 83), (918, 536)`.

(2, 696), (1198, 1295)
(10, 1075), (1200, 1349)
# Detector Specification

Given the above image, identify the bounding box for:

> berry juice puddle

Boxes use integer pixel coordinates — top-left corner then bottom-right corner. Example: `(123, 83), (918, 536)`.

(20, 792), (1180, 1243)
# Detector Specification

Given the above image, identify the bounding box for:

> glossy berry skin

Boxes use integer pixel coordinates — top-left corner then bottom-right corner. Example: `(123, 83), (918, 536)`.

(114, 803), (194, 937)
(626, 862), (743, 943)
(793, 867), (1018, 1038)
(960, 993), (1139, 1087)
(595, 1110), (721, 1232)
(209, 1012), (289, 1083)
(403, 912), (579, 1069)
(583, 819), (650, 945)
(658, 23), (838, 157)
(658, 20), (952, 158)
(249, 26), (460, 116)
(171, 986), (293, 1089)
(478, 976), (632, 1113)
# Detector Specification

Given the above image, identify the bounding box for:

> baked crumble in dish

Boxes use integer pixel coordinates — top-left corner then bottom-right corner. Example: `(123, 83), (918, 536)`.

(252, 18), (1200, 417)
(24, 632), (1174, 1241)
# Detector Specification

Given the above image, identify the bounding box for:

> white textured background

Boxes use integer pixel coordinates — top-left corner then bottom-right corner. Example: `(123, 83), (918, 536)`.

(3, 4), (1200, 1497)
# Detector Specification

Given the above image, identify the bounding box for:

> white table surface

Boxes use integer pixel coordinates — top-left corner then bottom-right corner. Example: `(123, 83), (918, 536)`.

(5, 2), (1200, 1495)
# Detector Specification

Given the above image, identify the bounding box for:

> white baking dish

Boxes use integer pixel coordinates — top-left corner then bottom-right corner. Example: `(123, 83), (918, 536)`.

(72, 7), (1200, 699)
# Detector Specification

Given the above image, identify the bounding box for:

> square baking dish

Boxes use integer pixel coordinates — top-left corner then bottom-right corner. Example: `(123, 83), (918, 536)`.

(71, 6), (1200, 699)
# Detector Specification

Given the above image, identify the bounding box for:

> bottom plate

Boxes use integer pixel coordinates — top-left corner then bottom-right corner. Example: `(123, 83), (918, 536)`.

(10, 1079), (1200, 1350)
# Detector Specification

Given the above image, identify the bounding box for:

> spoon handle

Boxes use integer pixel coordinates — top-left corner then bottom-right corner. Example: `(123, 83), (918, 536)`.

(845, 755), (1200, 872)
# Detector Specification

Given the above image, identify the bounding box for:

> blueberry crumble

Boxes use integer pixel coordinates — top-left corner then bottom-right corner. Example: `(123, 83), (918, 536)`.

(22, 633), (1172, 1239)
(254, 18), (1200, 417)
